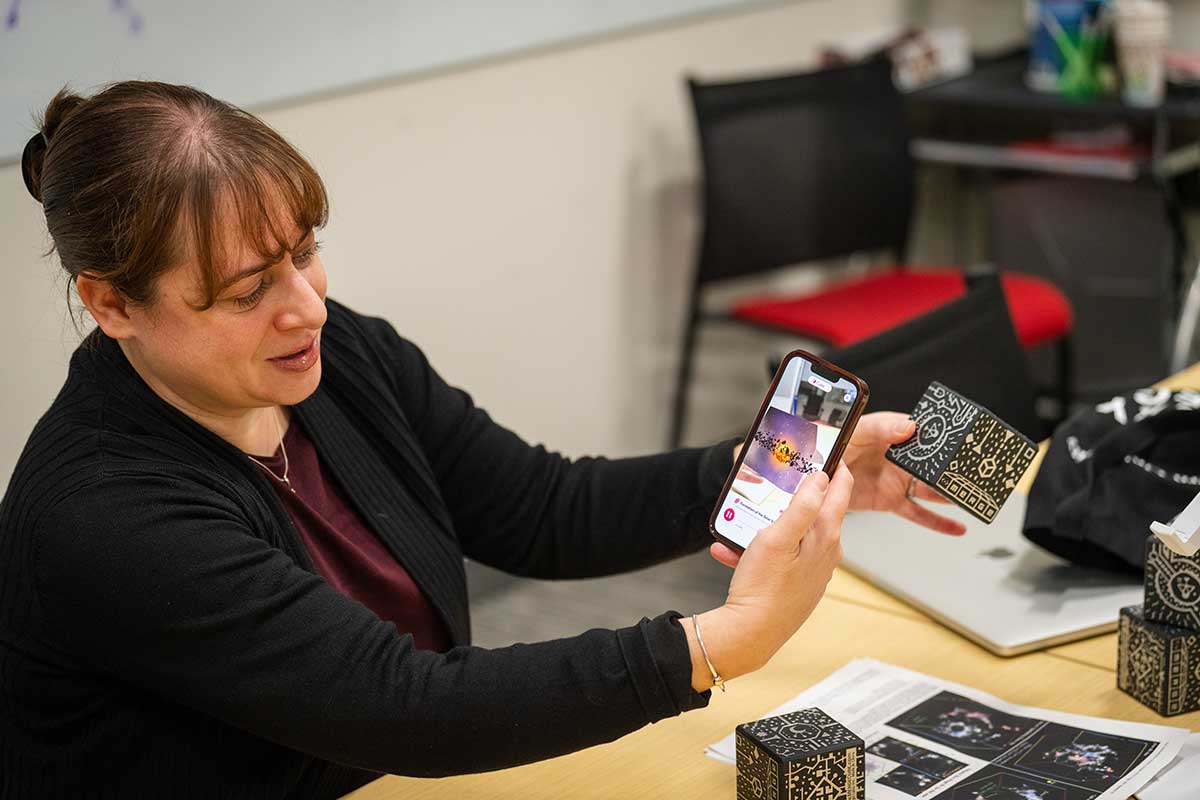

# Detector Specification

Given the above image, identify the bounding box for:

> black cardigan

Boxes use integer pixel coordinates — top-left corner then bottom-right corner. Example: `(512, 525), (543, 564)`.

(0, 299), (734, 799)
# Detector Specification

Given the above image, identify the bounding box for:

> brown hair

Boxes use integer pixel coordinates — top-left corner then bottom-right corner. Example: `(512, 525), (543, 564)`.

(22, 81), (328, 314)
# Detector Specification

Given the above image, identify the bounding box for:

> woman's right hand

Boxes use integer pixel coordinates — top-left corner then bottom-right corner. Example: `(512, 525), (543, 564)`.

(681, 464), (853, 692)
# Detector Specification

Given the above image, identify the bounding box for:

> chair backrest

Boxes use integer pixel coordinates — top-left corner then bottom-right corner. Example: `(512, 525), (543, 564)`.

(988, 176), (1175, 397)
(824, 273), (1042, 439)
(688, 55), (915, 287)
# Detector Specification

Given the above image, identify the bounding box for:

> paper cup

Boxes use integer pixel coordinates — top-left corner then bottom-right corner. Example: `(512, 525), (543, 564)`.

(1115, 0), (1170, 106)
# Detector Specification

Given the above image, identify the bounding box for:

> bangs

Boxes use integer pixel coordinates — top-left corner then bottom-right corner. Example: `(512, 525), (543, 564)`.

(181, 125), (328, 309)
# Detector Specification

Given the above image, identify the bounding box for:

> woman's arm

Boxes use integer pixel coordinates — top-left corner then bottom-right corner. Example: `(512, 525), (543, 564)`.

(360, 314), (736, 579)
(34, 476), (708, 777)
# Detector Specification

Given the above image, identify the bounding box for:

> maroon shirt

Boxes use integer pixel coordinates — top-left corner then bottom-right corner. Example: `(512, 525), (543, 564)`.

(254, 418), (451, 652)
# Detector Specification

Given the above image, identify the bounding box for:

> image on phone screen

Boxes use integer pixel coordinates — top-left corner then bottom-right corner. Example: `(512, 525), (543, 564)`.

(712, 354), (861, 551)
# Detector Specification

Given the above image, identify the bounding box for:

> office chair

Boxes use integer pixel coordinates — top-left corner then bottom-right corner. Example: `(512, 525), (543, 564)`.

(669, 55), (1071, 447)
(824, 271), (1041, 440)
(988, 176), (1178, 400)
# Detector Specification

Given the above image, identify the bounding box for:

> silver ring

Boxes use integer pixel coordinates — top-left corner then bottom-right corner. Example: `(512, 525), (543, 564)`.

(906, 476), (917, 499)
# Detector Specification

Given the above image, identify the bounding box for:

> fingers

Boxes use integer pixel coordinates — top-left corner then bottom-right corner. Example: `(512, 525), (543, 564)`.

(897, 499), (967, 536)
(851, 412), (916, 447)
(780, 470), (830, 526)
(709, 542), (742, 568)
(810, 464), (853, 544)
(912, 479), (953, 505)
(820, 463), (854, 520)
(755, 470), (829, 552)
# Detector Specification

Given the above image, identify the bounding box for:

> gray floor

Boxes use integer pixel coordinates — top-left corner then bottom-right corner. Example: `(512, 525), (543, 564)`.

(464, 550), (733, 649)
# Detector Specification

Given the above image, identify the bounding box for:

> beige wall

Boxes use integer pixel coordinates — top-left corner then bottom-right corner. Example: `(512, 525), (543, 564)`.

(10, 0), (1199, 489)
(0, 0), (912, 488)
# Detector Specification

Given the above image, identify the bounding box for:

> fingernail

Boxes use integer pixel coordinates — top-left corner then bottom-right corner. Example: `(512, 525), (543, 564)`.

(895, 419), (916, 435)
(810, 471), (830, 491)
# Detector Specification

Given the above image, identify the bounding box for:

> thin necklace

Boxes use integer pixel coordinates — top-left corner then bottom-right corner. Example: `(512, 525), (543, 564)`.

(245, 409), (295, 493)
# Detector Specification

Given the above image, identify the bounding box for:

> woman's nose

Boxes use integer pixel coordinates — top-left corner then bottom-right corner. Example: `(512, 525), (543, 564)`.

(274, 267), (327, 332)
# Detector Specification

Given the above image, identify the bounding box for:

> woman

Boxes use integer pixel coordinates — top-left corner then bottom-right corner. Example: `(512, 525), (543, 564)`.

(1, 82), (962, 799)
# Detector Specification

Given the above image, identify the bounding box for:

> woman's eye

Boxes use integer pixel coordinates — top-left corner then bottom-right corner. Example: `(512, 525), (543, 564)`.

(294, 240), (323, 266)
(228, 240), (319, 308)
(233, 279), (270, 309)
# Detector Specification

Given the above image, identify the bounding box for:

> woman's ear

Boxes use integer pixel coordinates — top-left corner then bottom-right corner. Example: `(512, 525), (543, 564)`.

(76, 274), (136, 340)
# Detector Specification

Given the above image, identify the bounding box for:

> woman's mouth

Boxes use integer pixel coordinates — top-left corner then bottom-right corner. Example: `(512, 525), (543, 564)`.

(268, 335), (320, 372)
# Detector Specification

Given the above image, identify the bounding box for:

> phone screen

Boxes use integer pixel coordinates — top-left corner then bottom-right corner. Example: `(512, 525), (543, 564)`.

(712, 352), (863, 551)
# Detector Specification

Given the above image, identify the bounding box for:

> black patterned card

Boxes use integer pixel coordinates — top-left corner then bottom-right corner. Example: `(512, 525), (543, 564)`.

(887, 382), (1037, 523)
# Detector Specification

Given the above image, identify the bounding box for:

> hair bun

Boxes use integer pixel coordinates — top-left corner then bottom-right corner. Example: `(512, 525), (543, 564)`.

(24, 88), (86, 205)
(21, 131), (48, 203)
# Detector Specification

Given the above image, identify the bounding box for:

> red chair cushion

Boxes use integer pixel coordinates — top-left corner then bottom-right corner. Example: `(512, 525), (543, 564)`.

(730, 268), (1072, 349)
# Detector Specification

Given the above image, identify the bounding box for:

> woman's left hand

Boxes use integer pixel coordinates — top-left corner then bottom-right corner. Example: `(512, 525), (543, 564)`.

(841, 412), (966, 536)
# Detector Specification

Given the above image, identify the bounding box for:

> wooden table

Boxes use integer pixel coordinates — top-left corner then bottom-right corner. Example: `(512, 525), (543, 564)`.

(348, 365), (1200, 799)
(347, 587), (1198, 799)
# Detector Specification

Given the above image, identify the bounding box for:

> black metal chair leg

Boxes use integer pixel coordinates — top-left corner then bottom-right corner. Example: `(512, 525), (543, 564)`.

(668, 310), (701, 449)
(1056, 336), (1073, 425)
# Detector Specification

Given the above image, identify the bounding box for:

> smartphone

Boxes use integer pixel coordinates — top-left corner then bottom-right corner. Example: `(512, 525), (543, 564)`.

(710, 350), (869, 552)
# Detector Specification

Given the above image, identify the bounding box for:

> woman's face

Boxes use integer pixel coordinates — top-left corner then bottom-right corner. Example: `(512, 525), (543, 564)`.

(122, 221), (328, 420)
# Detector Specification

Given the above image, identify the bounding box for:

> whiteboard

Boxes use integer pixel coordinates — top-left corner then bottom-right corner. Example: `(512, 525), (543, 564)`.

(1, 0), (763, 163)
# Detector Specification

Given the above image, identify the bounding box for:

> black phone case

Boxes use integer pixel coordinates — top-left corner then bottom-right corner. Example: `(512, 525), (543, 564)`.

(886, 381), (1037, 524)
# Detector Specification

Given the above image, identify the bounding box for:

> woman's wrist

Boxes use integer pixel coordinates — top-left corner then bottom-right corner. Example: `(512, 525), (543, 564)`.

(680, 606), (764, 693)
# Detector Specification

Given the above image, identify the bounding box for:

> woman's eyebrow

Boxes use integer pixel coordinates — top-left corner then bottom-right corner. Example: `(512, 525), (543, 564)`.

(217, 261), (272, 291)
(217, 230), (312, 290)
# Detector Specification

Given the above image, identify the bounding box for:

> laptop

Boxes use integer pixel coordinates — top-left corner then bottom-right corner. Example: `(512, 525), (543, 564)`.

(840, 493), (1143, 656)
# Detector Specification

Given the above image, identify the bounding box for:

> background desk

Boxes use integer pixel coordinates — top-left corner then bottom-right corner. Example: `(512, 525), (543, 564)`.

(907, 49), (1200, 181)
(908, 51), (1200, 386)
(347, 363), (1200, 799)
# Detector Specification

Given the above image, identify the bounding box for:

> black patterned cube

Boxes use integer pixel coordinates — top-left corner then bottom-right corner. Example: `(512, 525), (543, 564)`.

(1144, 536), (1200, 630)
(886, 382), (1037, 524)
(736, 707), (865, 800)
(1117, 605), (1200, 716)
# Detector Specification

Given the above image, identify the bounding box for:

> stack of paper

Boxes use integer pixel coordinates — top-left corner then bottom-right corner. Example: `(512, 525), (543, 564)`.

(707, 659), (1192, 799)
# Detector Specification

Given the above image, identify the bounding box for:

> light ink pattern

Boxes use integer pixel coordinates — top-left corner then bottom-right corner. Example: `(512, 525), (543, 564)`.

(936, 411), (1037, 523)
(1119, 606), (1167, 713)
(736, 732), (779, 800)
(887, 382), (979, 486)
(1118, 605), (1200, 716)
(787, 748), (861, 800)
(737, 708), (865, 800)
(888, 382), (1035, 523)
(740, 708), (860, 759)
(1144, 538), (1200, 629)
